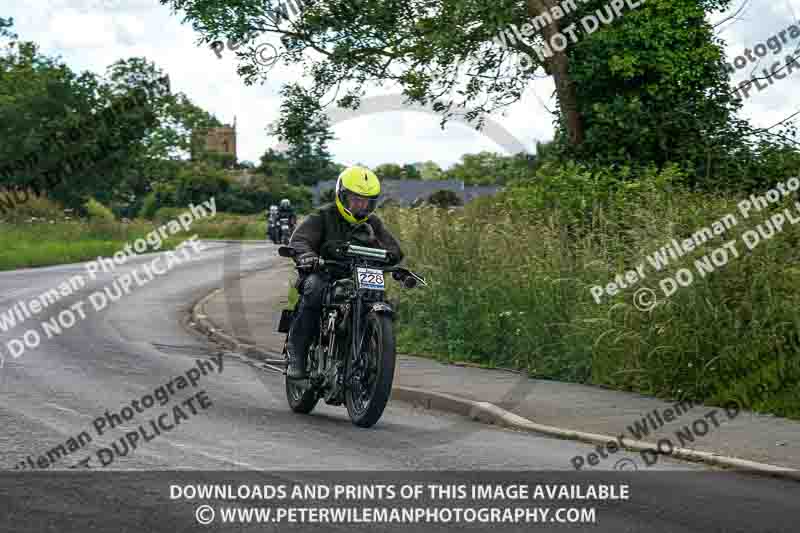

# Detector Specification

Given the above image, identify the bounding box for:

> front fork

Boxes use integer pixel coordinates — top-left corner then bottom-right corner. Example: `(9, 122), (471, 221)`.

(348, 297), (365, 385)
(318, 310), (337, 376)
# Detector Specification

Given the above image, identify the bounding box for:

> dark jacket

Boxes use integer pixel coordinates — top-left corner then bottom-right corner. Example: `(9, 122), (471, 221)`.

(290, 204), (404, 264)
(278, 206), (296, 226)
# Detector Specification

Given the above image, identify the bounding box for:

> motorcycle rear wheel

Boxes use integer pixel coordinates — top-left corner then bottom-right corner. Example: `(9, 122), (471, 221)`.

(345, 312), (396, 428)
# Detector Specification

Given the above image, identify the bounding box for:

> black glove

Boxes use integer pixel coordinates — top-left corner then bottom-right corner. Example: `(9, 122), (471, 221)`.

(296, 253), (319, 272)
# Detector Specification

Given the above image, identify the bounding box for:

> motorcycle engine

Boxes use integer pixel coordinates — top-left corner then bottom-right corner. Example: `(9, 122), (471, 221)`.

(330, 279), (355, 303)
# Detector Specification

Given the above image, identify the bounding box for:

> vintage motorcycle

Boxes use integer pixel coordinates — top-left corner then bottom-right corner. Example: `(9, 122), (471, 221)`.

(276, 240), (426, 427)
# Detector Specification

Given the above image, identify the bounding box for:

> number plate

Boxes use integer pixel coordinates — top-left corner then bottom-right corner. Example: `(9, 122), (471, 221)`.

(356, 267), (385, 290)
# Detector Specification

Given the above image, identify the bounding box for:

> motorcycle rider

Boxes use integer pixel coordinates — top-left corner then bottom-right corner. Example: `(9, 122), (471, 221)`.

(278, 198), (297, 236)
(267, 205), (279, 243)
(286, 166), (404, 379)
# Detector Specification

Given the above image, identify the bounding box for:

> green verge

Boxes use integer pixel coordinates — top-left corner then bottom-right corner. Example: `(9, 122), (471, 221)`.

(0, 212), (267, 271)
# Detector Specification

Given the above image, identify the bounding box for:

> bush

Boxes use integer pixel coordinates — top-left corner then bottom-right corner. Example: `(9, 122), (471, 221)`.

(84, 198), (116, 222)
(153, 207), (186, 222)
(139, 192), (159, 219)
(0, 189), (66, 223)
(427, 189), (463, 208)
(139, 163), (314, 216)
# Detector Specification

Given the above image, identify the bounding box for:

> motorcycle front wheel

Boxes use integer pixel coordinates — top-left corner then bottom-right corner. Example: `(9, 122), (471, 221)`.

(345, 312), (396, 428)
(284, 341), (319, 414)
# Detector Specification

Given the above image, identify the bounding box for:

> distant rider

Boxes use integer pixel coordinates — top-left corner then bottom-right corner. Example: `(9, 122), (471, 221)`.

(286, 166), (404, 379)
(267, 205), (279, 243)
(278, 198), (297, 231)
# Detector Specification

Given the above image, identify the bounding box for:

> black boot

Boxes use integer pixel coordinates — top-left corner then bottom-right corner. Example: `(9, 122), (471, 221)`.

(286, 312), (312, 379)
(286, 274), (324, 379)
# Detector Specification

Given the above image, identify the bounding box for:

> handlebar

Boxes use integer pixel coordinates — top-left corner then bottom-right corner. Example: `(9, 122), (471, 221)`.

(283, 242), (425, 288)
(304, 260), (425, 288)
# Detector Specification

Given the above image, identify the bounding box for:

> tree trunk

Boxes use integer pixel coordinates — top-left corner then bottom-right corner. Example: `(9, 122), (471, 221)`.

(527, 0), (584, 146)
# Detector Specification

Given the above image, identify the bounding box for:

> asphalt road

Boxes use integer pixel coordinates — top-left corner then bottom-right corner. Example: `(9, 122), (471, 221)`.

(0, 241), (797, 532)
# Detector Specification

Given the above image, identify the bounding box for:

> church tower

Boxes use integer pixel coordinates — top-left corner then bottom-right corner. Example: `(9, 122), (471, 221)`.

(192, 117), (237, 165)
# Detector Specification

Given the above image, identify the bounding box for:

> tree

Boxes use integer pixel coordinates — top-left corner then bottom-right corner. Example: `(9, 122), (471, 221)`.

(374, 163), (405, 181)
(257, 148), (291, 179)
(403, 163), (422, 180)
(0, 16), (15, 40)
(440, 150), (539, 185)
(97, 57), (225, 215)
(269, 84), (339, 186)
(0, 21), (227, 215)
(0, 25), (159, 211)
(161, 0), (745, 179)
(563, 0), (745, 181)
(159, 0), (575, 141)
(374, 162), (422, 180)
(418, 161), (444, 181)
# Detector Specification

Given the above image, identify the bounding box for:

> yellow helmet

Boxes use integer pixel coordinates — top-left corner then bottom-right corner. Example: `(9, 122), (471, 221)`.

(335, 166), (381, 224)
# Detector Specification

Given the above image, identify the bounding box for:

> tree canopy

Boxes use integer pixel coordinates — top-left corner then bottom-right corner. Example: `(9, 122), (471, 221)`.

(158, 0), (800, 189)
(0, 18), (228, 214)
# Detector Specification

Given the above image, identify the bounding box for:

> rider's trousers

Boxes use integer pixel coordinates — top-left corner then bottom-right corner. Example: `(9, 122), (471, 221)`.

(287, 273), (326, 362)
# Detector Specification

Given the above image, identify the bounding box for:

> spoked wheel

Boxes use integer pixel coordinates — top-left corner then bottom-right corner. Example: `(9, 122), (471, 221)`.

(345, 312), (396, 428)
(284, 341), (319, 414)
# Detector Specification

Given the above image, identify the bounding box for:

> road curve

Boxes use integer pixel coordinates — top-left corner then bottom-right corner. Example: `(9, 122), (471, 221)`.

(0, 241), (796, 532)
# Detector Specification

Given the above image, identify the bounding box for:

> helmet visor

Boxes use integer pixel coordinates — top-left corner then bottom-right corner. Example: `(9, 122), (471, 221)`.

(339, 189), (379, 220)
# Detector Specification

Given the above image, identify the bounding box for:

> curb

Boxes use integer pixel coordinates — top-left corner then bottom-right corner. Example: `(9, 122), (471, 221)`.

(189, 279), (800, 482)
(189, 285), (279, 363)
(391, 387), (800, 481)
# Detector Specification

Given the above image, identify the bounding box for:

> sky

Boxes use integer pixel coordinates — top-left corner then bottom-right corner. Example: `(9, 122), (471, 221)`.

(4, 0), (800, 170)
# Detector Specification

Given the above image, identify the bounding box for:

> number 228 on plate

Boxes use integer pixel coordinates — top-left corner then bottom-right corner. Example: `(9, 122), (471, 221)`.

(356, 268), (385, 290)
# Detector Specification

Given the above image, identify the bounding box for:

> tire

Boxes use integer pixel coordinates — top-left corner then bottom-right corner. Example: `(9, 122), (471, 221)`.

(284, 342), (319, 414)
(345, 312), (396, 428)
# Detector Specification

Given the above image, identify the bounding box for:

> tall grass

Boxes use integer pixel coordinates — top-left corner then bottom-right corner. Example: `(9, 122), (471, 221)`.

(382, 164), (800, 419)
